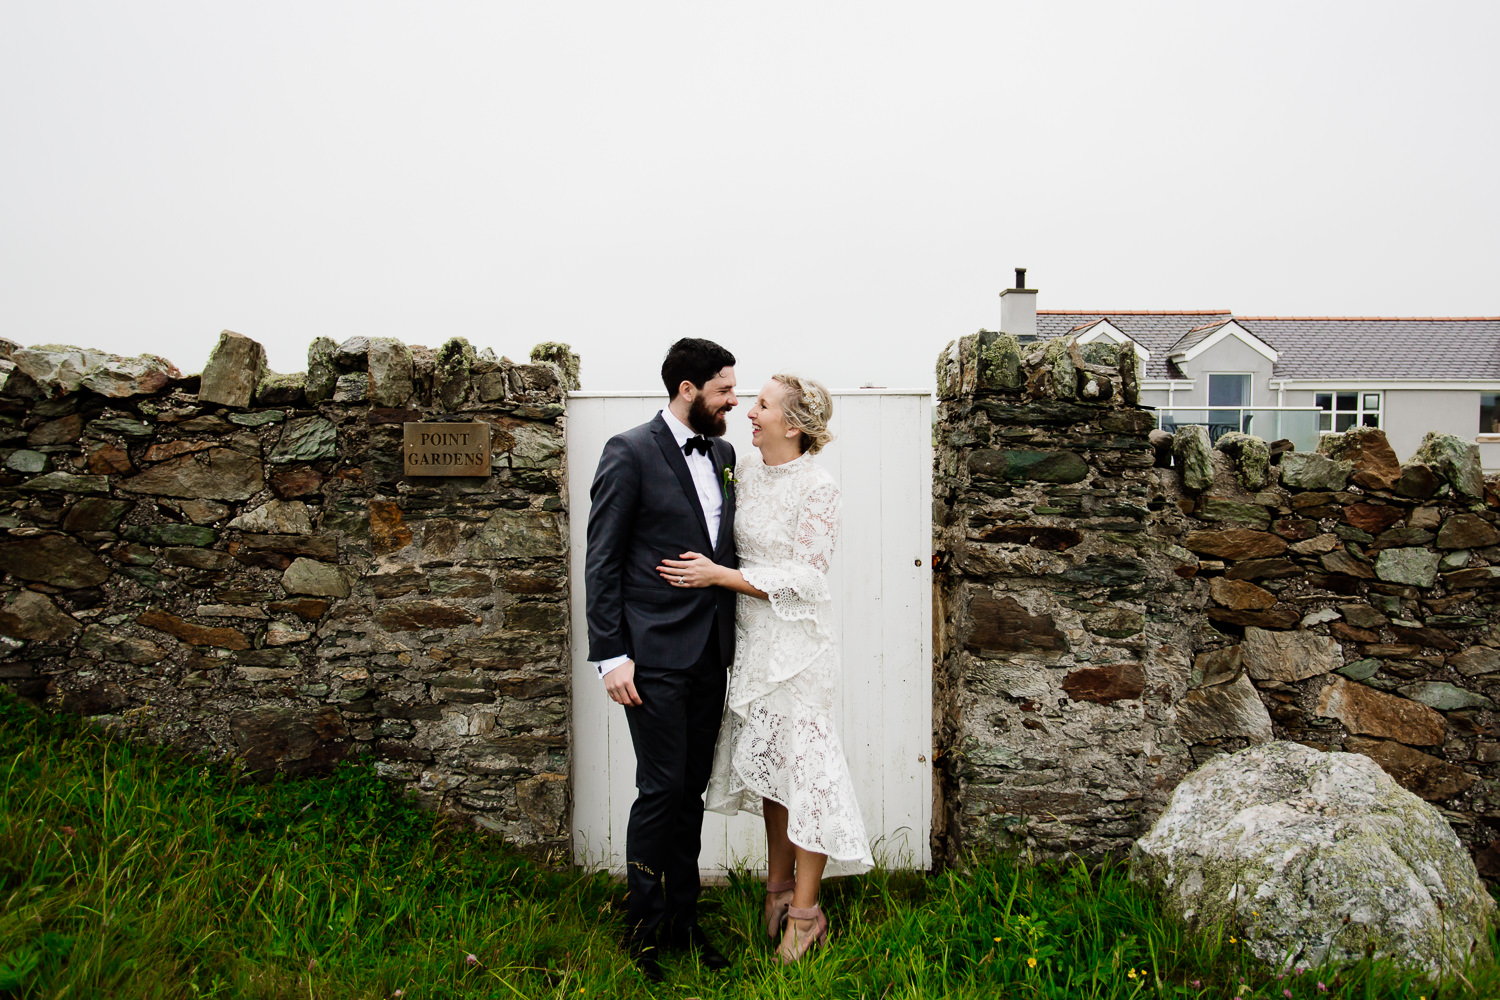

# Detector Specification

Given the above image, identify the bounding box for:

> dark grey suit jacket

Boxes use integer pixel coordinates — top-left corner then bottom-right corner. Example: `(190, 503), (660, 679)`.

(585, 413), (737, 668)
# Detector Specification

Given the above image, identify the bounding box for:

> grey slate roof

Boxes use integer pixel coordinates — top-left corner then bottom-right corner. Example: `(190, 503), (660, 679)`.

(1035, 312), (1500, 381)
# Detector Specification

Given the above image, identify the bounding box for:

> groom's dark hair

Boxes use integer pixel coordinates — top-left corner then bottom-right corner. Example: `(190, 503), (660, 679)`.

(661, 338), (736, 399)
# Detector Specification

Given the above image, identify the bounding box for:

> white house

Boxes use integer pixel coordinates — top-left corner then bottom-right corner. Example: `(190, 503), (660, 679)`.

(999, 273), (1500, 469)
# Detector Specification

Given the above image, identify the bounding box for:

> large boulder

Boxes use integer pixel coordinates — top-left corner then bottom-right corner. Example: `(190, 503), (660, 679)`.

(1130, 741), (1493, 977)
(11, 345), (179, 398)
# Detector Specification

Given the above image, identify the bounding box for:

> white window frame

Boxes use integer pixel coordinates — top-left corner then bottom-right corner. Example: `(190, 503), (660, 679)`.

(1313, 389), (1383, 433)
(1207, 372), (1253, 408)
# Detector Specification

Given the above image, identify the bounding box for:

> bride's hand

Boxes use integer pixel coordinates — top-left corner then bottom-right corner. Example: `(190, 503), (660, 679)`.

(658, 552), (719, 588)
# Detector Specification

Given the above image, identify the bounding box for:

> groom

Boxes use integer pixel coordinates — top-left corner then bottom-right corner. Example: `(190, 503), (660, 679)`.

(585, 338), (739, 980)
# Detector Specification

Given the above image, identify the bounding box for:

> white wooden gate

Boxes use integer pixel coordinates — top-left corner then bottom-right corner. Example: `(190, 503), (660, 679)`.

(566, 390), (933, 875)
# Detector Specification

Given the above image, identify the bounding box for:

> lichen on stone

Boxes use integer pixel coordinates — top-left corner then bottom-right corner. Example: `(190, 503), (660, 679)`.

(531, 342), (581, 392)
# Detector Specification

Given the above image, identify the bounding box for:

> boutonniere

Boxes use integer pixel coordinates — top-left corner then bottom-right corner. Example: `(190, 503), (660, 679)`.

(720, 466), (737, 500)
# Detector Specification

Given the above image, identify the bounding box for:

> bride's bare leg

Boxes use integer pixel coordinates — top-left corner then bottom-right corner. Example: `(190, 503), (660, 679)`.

(763, 798), (796, 883)
(791, 847), (826, 909)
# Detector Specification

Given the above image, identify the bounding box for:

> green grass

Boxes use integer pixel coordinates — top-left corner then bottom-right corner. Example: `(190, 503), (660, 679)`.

(0, 692), (1494, 1000)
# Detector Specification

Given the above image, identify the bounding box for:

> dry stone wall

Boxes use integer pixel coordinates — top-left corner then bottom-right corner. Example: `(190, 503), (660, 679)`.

(0, 332), (578, 854)
(934, 331), (1500, 876)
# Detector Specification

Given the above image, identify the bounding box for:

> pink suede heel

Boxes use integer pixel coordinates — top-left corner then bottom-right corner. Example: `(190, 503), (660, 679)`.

(777, 903), (828, 964)
(763, 879), (795, 939)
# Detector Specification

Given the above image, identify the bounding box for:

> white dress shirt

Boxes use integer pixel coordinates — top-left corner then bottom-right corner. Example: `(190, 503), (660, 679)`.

(597, 407), (724, 679)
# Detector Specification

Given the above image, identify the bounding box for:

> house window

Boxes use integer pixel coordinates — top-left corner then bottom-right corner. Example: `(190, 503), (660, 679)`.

(1208, 373), (1251, 407)
(1481, 394), (1500, 434)
(1316, 391), (1381, 432)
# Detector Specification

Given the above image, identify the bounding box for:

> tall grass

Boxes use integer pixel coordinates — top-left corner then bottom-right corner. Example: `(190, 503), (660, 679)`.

(0, 692), (1493, 999)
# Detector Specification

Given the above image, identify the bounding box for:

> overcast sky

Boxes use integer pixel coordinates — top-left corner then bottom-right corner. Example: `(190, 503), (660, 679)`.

(3, 2), (1497, 392)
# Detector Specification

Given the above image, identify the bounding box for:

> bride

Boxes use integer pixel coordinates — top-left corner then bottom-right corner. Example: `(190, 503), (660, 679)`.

(658, 372), (873, 964)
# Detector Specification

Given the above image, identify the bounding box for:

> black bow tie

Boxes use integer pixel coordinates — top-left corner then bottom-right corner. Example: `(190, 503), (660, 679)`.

(683, 435), (712, 457)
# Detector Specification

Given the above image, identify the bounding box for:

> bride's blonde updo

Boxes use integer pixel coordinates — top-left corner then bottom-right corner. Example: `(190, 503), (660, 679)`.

(772, 373), (834, 455)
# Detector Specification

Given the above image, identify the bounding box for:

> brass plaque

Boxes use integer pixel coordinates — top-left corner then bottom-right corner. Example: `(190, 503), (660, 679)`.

(402, 422), (491, 477)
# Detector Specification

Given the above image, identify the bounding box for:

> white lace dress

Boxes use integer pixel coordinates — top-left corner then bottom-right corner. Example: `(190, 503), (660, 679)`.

(704, 452), (873, 875)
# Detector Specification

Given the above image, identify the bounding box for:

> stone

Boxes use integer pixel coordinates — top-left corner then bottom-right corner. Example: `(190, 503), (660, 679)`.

(1183, 529), (1287, 560)
(1444, 567), (1500, 589)
(1301, 607), (1340, 627)
(267, 598), (330, 621)
(475, 508), (563, 559)
(0, 590), (79, 641)
(333, 372), (367, 403)
(254, 372), (304, 406)
(120, 447), (264, 500)
(369, 500), (413, 555)
(270, 467), (325, 500)
(1130, 741), (1494, 976)
(1336, 658), (1381, 681)
(62, 498), (132, 533)
(0, 535), (110, 588)
(1342, 737), (1476, 801)
(1343, 503), (1403, 534)
(374, 600), (482, 632)
(266, 622), (311, 645)
(136, 609), (250, 649)
(198, 330), (268, 408)
(1370, 526), (1435, 551)
(1319, 550), (1375, 579)
(1192, 645), (1244, 687)
(1317, 426), (1402, 491)
(967, 448), (1089, 484)
(18, 473), (110, 494)
(1223, 558), (1302, 581)
(1196, 498), (1270, 525)
(1209, 577), (1276, 610)
(1412, 432), (1484, 500)
(143, 440), (214, 463)
(122, 524), (218, 547)
(4, 450), (46, 473)
(1374, 547), (1440, 588)
(304, 337), (338, 404)
(516, 772), (568, 837)
(281, 558), (350, 598)
(228, 500), (314, 534)
(1171, 424), (1213, 492)
(12, 346), (178, 398)
(1449, 646), (1500, 677)
(178, 500), (229, 525)
(1083, 608), (1143, 638)
(230, 706), (348, 775)
(1289, 533), (1340, 556)
(965, 592), (1066, 655)
(1437, 513), (1500, 550)
(508, 422), (565, 470)
(1241, 627), (1340, 681)
(435, 338), (476, 410)
(366, 338), (414, 407)
(1206, 605), (1300, 628)
(1059, 661), (1144, 703)
(1315, 676), (1446, 745)
(1440, 549), (1470, 571)
(1330, 623), (1378, 643)
(971, 524), (1082, 549)
(29, 414), (82, 445)
(1175, 674), (1273, 743)
(268, 416), (336, 464)
(1399, 681), (1494, 712)
(1393, 463), (1440, 499)
(1278, 452), (1352, 491)
(77, 625), (167, 664)
(1213, 432), (1270, 490)
(86, 444), (131, 475)
(1339, 603), (1388, 629)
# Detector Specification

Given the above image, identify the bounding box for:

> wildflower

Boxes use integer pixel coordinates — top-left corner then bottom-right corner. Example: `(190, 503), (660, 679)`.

(1191, 981), (1201, 988)
(1317, 984), (1327, 993)
(466, 953), (479, 965)
(1229, 936), (1237, 944)
(394, 992), (404, 998)
(1027, 957), (1037, 969)
(1127, 969), (1137, 980)
(1284, 991), (1293, 999)
(993, 937), (1002, 943)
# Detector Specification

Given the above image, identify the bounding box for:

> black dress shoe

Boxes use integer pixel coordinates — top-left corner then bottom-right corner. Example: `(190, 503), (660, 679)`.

(683, 924), (731, 971)
(627, 939), (664, 982)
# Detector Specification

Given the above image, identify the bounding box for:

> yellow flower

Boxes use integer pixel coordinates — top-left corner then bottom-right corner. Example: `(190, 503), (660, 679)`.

(1127, 969), (1137, 980)
(993, 937), (1001, 943)
(1027, 957), (1037, 969)
(1229, 936), (1237, 943)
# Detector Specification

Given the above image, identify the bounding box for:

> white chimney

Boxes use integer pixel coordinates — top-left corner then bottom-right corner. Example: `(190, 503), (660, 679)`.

(999, 267), (1037, 340)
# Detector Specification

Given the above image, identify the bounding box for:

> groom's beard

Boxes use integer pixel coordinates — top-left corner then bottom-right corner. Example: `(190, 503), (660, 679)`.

(687, 394), (729, 437)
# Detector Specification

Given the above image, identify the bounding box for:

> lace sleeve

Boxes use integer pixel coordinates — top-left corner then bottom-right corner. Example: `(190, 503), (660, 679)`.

(742, 479), (840, 622)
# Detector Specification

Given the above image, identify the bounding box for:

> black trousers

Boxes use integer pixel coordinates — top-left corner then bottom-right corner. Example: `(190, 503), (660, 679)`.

(621, 623), (727, 946)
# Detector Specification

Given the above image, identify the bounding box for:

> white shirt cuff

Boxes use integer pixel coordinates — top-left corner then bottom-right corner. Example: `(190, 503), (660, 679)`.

(597, 654), (631, 678)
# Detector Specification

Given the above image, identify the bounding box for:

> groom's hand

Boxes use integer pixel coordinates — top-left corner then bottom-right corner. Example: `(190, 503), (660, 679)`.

(604, 659), (642, 706)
